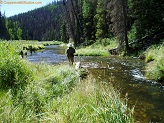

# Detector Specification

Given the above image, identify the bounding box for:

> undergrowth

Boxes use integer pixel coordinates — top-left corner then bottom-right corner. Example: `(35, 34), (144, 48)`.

(145, 43), (164, 81)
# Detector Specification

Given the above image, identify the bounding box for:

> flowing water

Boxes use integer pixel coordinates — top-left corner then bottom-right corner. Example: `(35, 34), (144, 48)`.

(27, 45), (164, 123)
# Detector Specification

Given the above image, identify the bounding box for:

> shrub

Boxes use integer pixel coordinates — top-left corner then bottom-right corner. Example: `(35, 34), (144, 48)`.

(0, 42), (34, 89)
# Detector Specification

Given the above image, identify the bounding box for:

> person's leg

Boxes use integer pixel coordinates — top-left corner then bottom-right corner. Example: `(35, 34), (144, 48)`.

(70, 57), (74, 65)
(68, 56), (71, 64)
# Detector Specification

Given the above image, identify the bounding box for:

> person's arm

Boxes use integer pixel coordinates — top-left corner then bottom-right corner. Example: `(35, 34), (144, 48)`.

(73, 48), (75, 53)
(65, 49), (68, 55)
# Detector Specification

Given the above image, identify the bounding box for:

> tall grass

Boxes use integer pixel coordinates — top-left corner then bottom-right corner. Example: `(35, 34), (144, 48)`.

(42, 77), (134, 123)
(145, 43), (164, 81)
(20, 40), (63, 50)
(0, 41), (34, 90)
(76, 38), (117, 56)
(4, 40), (63, 51)
(0, 62), (81, 122)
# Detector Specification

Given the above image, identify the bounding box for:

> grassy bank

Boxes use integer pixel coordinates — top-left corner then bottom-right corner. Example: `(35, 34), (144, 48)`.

(42, 77), (134, 123)
(0, 41), (134, 122)
(76, 38), (117, 56)
(1, 40), (63, 51)
(145, 43), (164, 81)
(21, 40), (63, 50)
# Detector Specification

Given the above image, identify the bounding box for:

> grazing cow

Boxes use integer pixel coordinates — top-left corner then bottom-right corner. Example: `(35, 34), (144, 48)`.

(20, 47), (27, 58)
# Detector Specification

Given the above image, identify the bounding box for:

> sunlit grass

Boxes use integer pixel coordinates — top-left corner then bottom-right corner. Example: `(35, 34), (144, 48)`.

(0, 41), (34, 89)
(76, 38), (118, 56)
(76, 48), (109, 56)
(2, 40), (63, 51)
(0, 63), (80, 122)
(145, 43), (164, 81)
(145, 46), (157, 63)
(42, 76), (134, 123)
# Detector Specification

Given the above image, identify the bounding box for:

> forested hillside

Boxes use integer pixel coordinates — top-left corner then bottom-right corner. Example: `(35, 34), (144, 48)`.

(6, 1), (63, 41)
(0, 0), (164, 51)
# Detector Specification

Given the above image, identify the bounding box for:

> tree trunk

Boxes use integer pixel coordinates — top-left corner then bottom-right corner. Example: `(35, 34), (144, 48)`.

(122, 0), (129, 53)
(63, 0), (76, 43)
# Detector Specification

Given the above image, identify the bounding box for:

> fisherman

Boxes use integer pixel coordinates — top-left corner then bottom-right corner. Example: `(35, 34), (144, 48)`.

(66, 43), (75, 65)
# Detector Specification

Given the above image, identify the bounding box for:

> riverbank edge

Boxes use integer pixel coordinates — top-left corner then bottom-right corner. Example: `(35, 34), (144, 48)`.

(145, 43), (164, 82)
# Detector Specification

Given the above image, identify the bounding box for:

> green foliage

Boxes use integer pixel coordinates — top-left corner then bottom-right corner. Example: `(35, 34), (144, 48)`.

(145, 43), (164, 81)
(0, 62), (80, 122)
(81, 39), (95, 46)
(42, 79), (134, 123)
(60, 22), (68, 43)
(94, 0), (107, 39)
(0, 15), (10, 40)
(6, 19), (23, 40)
(0, 41), (34, 89)
(76, 38), (117, 56)
(17, 27), (22, 40)
(10, 40), (63, 51)
(96, 38), (116, 47)
(129, 0), (164, 39)
(145, 46), (156, 63)
(76, 48), (109, 56)
(83, 0), (96, 40)
(128, 24), (137, 42)
(7, 1), (63, 41)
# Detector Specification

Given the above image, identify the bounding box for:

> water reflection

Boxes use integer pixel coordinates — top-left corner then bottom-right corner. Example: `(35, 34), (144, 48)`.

(27, 45), (164, 123)
(27, 45), (67, 64)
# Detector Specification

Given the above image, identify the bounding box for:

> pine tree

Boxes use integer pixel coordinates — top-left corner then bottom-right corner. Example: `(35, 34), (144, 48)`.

(0, 11), (10, 40)
(60, 21), (68, 43)
(83, 0), (97, 41)
(109, 0), (129, 53)
(94, 0), (106, 39)
(129, 0), (164, 39)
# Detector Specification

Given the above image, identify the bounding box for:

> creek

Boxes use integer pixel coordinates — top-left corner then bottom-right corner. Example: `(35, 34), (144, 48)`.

(27, 45), (164, 123)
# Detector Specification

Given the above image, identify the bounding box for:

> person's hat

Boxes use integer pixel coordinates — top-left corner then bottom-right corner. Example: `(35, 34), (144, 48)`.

(68, 43), (73, 47)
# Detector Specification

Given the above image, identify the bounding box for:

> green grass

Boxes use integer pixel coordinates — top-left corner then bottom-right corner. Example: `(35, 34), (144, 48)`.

(0, 41), (34, 90)
(76, 38), (118, 56)
(20, 40), (63, 50)
(3, 40), (63, 51)
(0, 40), (134, 122)
(0, 63), (81, 122)
(145, 43), (164, 81)
(42, 77), (134, 123)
